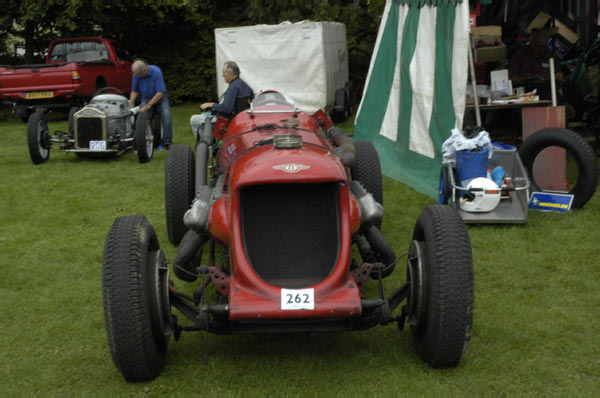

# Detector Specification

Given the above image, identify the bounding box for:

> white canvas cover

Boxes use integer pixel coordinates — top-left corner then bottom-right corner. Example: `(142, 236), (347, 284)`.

(215, 21), (349, 113)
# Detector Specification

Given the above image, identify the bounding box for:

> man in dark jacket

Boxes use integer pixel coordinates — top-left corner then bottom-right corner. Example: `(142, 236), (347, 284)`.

(200, 61), (254, 116)
(191, 61), (253, 137)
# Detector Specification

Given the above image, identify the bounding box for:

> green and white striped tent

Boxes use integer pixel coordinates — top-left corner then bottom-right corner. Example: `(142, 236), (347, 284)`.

(355, 0), (470, 199)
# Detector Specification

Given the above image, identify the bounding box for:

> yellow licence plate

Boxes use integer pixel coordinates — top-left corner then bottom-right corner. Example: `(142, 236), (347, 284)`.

(26, 91), (54, 99)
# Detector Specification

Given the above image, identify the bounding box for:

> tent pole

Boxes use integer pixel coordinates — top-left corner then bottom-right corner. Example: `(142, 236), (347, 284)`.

(550, 57), (557, 107)
(468, 33), (482, 127)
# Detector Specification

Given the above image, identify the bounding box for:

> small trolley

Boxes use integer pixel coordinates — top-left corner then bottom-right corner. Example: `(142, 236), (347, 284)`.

(440, 149), (530, 224)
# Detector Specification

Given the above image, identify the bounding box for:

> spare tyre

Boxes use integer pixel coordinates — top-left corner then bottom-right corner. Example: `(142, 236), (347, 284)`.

(518, 128), (598, 209)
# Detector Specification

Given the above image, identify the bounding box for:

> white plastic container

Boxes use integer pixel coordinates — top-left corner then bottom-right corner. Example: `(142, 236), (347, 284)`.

(215, 21), (350, 115)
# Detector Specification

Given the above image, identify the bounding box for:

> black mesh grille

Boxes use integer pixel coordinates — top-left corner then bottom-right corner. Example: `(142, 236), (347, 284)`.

(241, 183), (340, 288)
(76, 118), (103, 148)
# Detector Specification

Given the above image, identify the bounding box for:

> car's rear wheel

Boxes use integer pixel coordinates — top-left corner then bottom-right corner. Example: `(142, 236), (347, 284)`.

(408, 204), (474, 368)
(352, 140), (383, 230)
(352, 140), (383, 205)
(27, 112), (50, 165)
(438, 166), (452, 205)
(68, 106), (79, 136)
(102, 215), (172, 382)
(165, 144), (195, 245)
(151, 111), (163, 147)
(135, 111), (154, 163)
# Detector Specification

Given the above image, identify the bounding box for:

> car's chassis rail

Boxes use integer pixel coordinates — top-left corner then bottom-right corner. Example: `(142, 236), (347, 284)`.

(166, 256), (411, 337)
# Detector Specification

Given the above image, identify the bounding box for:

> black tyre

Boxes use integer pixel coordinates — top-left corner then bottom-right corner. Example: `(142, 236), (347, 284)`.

(518, 128), (598, 209)
(135, 111), (154, 163)
(102, 215), (172, 382)
(408, 204), (474, 368)
(27, 112), (50, 164)
(438, 166), (452, 205)
(68, 106), (78, 136)
(151, 111), (163, 148)
(165, 144), (195, 245)
(16, 105), (32, 123)
(332, 107), (349, 124)
(352, 141), (383, 205)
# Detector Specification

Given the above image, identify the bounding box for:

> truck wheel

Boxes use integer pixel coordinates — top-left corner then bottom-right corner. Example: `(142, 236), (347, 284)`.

(332, 88), (349, 123)
(16, 104), (32, 123)
(518, 128), (599, 209)
(94, 79), (107, 95)
(352, 141), (383, 205)
(68, 106), (79, 136)
(135, 112), (154, 163)
(344, 81), (353, 117)
(408, 204), (474, 368)
(165, 144), (195, 245)
(27, 112), (50, 164)
(102, 215), (172, 382)
(151, 111), (163, 147)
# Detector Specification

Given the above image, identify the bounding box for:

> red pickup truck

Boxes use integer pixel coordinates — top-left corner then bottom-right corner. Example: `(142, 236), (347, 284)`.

(0, 37), (133, 121)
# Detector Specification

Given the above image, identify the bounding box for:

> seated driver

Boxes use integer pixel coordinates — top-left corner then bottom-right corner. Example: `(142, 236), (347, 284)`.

(190, 61), (254, 136)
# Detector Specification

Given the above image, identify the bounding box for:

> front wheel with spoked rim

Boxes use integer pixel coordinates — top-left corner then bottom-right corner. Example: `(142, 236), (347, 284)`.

(135, 111), (154, 163)
(27, 112), (50, 164)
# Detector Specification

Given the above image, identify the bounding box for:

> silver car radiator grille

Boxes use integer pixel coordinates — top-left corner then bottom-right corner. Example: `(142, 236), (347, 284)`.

(241, 183), (340, 289)
(76, 118), (104, 149)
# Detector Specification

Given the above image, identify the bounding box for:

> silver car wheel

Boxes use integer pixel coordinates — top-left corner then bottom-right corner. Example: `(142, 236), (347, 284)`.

(36, 120), (49, 158)
(145, 123), (153, 157)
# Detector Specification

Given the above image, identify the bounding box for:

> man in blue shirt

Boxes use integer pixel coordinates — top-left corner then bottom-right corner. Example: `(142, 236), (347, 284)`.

(128, 60), (173, 149)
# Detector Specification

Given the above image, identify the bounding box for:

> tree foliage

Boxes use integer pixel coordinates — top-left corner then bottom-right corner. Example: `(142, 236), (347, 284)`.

(0, 1), (82, 63)
(1, 0), (387, 105)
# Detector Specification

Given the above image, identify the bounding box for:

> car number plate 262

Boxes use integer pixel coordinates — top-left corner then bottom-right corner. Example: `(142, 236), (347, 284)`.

(89, 140), (107, 150)
(281, 288), (314, 310)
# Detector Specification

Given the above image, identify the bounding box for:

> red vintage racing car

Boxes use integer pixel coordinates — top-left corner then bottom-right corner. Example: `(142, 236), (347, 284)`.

(102, 90), (474, 381)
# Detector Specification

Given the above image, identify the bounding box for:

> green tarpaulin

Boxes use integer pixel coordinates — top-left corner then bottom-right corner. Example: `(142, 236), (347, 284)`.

(355, 0), (470, 198)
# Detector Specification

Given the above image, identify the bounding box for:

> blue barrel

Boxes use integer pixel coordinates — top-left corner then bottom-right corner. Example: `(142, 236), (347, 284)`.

(456, 146), (489, 187)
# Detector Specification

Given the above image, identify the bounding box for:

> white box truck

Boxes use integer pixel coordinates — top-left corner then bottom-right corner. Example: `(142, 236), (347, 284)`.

(215, 21), (352, 121)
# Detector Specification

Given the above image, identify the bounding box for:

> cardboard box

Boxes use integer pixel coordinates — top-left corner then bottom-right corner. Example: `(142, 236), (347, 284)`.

(555, 19), (579, 44)
(548, 36), (570, 58)
(527, 11), (580, 44)
(472, 26), (506, 62)
(474, 62), (488, 84)
(527, 11), (552, 32)
(490, 69), (512, 97)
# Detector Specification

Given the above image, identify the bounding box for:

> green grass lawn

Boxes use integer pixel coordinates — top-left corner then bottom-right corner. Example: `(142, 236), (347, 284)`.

(1, 104), (599, 394)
